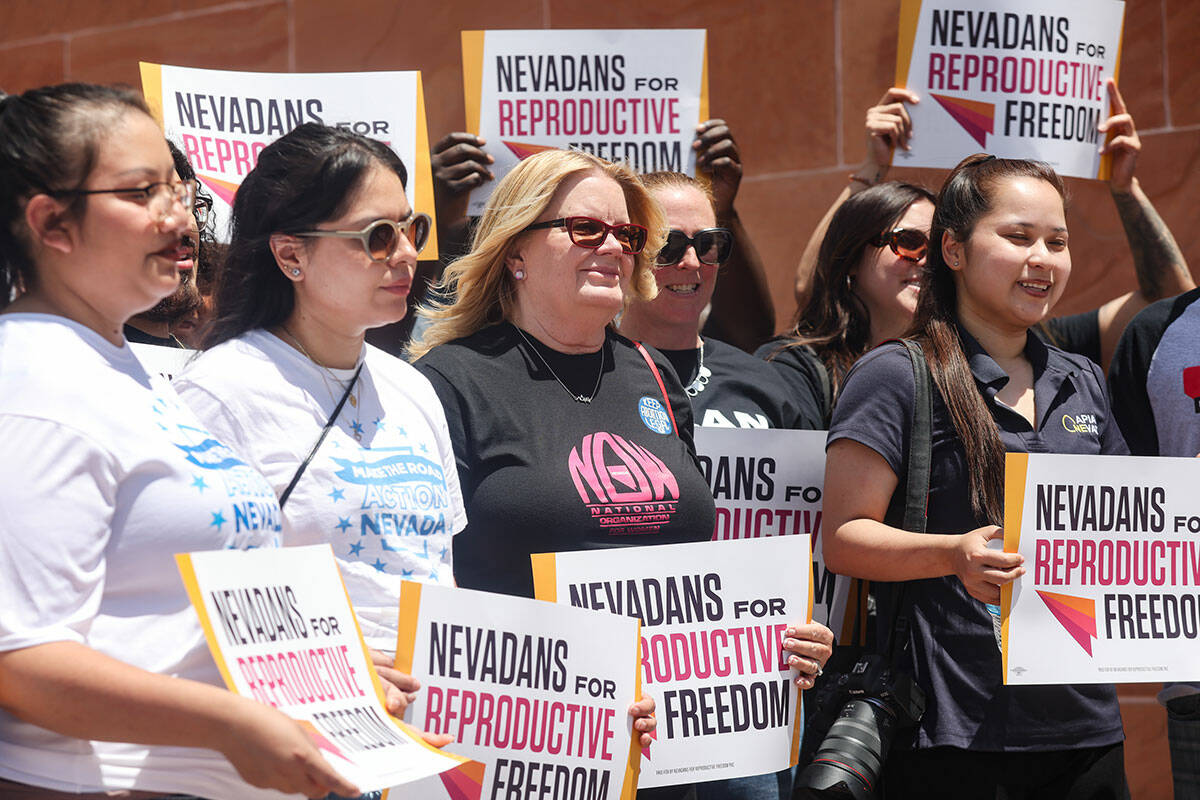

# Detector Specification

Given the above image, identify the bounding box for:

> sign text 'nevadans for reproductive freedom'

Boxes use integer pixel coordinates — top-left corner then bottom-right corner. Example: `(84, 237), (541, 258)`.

(462, 29), (707, 215)
(695, 428), (860, 646)
(395, 582), (641, 800)
(141, 63), (437, 255)
(176, 545), (465, 793)
(1002, 453), (1200, 685)
(894, 0), (1124, 178)
(533, 536), (810, 788)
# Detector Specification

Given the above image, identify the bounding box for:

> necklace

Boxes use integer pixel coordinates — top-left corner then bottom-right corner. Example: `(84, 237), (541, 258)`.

(514, 326), (605, 403)
(281, 326), (363, 440)
(685, 341), (712, 397)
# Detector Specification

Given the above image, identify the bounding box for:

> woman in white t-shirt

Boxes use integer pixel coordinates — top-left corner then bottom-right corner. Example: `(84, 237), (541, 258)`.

(174, 124), (466, 710)
(0, 85), (358, 798)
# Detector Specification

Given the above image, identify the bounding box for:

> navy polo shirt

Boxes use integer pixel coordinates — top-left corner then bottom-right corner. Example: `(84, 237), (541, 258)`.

(827, 328), (1126, 752)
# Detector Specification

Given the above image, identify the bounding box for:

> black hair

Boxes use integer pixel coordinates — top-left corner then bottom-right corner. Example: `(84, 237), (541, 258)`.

(202, 122), (408, 348)
(0, 83), (150, 307)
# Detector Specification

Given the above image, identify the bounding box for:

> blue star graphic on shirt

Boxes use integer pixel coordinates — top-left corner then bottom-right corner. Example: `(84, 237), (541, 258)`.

(371, 558), (387, 573)
(401, 568), (414, 578)
(394, 426), (407, 437)
(328, 487), (345, 502)
(348, 541), (365, 556)
(350, 421), (365, 437)
(210, 510), (226, 531)
(335, 517), (352, 533)
(419, 442), (429, 454)
(191, 475), (208, 493)
(439, 545), (449, 561)
(373, 417), (384, 430)
(156, 422), (169, 432)
(429, 568), (440, 582)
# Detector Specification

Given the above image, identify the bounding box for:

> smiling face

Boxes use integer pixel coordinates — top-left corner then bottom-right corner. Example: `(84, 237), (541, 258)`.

(947, 175), (1070, 334)
(640, 184), (719, 330)
(290, 162), (416, 335)
(850, 198), (934, 344)
(508, 169), (634, 335)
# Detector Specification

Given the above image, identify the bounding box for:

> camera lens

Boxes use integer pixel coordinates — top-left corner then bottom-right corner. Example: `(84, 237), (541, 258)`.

(793, 699), (896, 800)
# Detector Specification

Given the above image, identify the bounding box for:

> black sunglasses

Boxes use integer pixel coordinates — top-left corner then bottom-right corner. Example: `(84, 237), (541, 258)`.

(872, 228), (928, 262)
(655, 227), (734, 267)
(523, 216), (648, 255)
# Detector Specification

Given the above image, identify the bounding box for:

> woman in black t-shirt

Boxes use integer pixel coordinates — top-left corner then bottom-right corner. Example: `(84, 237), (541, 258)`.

(823, 155), (1127, 798)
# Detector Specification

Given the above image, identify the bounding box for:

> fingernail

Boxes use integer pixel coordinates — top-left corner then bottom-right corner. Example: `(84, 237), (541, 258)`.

(786, 627), (796, 636)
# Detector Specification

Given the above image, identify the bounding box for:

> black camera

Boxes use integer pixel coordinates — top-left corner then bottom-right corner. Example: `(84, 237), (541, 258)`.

(793, 653), (925, 800)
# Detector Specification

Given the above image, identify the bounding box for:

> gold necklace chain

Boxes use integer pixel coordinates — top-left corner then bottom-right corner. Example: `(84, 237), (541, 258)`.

(514, 326), (604, 403)
(281, 326), (363, 440)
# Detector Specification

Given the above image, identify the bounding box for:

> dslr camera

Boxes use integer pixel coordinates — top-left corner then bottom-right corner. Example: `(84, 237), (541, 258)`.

(793, 653), (925, 800)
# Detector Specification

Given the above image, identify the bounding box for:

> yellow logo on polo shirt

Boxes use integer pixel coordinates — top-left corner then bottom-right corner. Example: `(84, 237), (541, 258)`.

(1062, 413), (1099, 435)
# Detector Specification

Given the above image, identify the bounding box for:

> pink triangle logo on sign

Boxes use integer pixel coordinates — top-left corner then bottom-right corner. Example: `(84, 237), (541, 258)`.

(930, 93), (995, 148)
(197, 173), (240, 207)
(503, 140), (559, 161)
(438, 759), (486, 800)
(1036, 589), (1098, 656)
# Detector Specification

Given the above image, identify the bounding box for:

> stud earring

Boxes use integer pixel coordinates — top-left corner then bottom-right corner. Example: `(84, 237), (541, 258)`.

(514, 269), (525, 280)
(953, 260), (959, 266)
(291, 268), (301, 277)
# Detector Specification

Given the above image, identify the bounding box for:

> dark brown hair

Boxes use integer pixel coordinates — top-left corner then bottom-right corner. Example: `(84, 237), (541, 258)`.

(909, 153), (1067, 524)
(775, 182), (935, 399)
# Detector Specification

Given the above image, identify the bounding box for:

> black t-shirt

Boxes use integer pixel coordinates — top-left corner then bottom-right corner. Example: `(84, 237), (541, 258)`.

(1039, 309), (1102, 366)
(123, 324), (182, 348)
(658, 336), (818, 430)
(754, 337), (831, 428)
(415, 323), (717, 598)
(828, 329), (1126, 752)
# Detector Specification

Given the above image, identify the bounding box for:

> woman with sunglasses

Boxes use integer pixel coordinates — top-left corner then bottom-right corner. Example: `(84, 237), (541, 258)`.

(174, 124), (463, 711)
(621, 171), (820, 430)
(0, 85), (357, 798)
(759, 182), (936, 426)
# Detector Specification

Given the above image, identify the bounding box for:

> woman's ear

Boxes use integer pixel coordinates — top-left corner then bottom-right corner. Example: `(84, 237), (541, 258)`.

(269, 234), (306, 282)
(504, 249), (526, 280)
(942, 230), (964, 272)
(24, 194), (77, 257)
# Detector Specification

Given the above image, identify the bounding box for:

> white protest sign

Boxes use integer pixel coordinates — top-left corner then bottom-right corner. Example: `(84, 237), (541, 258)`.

(694, 428), (861, 646)
(462, 29), (708, 215)
(140, 63), (438, 256)
(533, 536), (810, 788)
(1002, 453), (1200, 684)
(394, 582), (641, 800)
(176, 544), (466, 793)
(894, 0), (1125, 178)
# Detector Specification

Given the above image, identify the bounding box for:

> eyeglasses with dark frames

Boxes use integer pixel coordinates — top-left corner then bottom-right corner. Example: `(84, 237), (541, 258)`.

(872, 228), (928, 262)
(523, 216), (648, 255)
(295, 213), (432, 261)
(655, 227), (734, 267)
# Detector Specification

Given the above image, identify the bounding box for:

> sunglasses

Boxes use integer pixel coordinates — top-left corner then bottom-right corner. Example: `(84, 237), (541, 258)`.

(296, 213), (431, 261)
(873, 228), (928, 262)
(523, 216), (648, 255)
(656, 227), (734, 267)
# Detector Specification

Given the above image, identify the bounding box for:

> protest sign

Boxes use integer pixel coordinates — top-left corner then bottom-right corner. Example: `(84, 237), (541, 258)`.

(176, 544), (465, 794)
(694, 428), (859, 645)
(533, 536), (810, 787)
(893, 0), (1125, 178)
(461, 29), (708, 215)
(1002, 452), (1200, 685)
(140, 63), (438, 256)
(394, 582), (641, 800)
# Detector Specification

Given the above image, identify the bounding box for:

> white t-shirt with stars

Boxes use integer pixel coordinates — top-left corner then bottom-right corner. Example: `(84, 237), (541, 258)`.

(0, 315), (288, 798)
(175, 329), (466, 651)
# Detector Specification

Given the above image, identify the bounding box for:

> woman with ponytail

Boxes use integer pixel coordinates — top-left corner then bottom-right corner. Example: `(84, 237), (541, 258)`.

(821, 155), (1128, 798)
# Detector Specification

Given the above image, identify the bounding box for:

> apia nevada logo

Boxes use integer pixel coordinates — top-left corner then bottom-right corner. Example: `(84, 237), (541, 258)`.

(1036, 590), (1098, 656)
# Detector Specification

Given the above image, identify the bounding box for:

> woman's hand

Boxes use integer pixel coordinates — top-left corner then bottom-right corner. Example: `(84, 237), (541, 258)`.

(431, 132), (494, 197)
(369, 649), (420, 716)
(782, 621), (835, 690)
(220, 697), (360, 799)
(693, 119), (742, 218)
(857, 88), (920, 184)
(953, 525), (1025, 604)
(628, 693), (657, 749)
(1098, 79), (1140, 195)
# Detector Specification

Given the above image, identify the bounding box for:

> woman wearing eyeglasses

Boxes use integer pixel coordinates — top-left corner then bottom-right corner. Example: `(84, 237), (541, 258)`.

(0, 85), (357, 798)
(174, 125), (462, 707)
(620, 172), (817, 430)
(758, 183), (936, 426)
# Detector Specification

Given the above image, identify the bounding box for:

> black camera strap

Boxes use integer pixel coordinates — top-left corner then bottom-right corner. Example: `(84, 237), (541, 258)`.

(880, 340), (934, 661)
(278, 363), (363, 510)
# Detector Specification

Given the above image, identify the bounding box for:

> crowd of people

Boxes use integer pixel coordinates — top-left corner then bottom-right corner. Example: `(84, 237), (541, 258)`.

(0, 68), (1196, 800)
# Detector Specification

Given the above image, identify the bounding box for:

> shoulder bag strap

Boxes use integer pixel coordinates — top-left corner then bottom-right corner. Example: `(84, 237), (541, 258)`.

(633, 341), (679, 438)
(279, 363), (363, 510)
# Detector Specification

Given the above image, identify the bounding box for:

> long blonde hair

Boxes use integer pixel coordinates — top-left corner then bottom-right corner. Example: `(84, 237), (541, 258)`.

(409, 149), (664, 357)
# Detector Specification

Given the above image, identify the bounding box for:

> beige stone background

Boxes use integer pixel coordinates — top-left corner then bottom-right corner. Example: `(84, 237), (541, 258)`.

(2, 1), (1196, 795)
